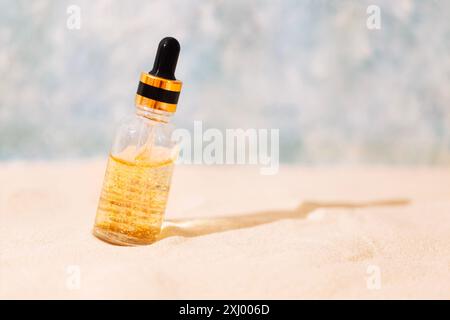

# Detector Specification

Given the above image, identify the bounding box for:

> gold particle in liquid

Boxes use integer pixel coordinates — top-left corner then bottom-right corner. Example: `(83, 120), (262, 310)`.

(93, 153), (174, 245)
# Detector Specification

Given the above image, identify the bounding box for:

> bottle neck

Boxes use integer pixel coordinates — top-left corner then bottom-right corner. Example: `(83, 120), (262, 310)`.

(135, 104), (173, 123)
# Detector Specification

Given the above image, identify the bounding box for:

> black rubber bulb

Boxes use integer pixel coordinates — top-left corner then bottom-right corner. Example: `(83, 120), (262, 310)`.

(149, 37), (180, 80)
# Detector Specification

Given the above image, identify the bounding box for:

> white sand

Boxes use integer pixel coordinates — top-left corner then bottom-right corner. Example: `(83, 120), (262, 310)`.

(0, 160), (449, 299)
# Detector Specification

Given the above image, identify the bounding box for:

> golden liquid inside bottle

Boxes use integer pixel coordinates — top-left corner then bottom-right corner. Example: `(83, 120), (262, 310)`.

(93, 152), (174, 245)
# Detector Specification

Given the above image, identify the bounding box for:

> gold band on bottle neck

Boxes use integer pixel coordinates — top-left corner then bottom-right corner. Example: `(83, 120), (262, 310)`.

(135, 95), (178, 113)
(139, 73), (182, 92)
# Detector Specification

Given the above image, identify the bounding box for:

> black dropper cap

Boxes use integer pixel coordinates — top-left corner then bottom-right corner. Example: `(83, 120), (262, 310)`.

(149, 37), (180, 80)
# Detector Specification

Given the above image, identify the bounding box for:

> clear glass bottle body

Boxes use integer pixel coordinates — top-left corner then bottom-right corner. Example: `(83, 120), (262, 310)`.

(93, 105), (178, 245)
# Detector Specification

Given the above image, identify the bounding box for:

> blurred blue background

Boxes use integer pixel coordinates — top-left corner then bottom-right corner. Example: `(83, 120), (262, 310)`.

(0, 0), (449, 164)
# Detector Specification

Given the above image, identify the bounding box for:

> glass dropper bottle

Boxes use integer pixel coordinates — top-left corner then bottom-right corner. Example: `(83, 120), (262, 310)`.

(93, 37), (182, 246)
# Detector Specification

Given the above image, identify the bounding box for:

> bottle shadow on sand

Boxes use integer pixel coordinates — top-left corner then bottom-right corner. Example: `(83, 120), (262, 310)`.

(157, 198), (410, 241)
